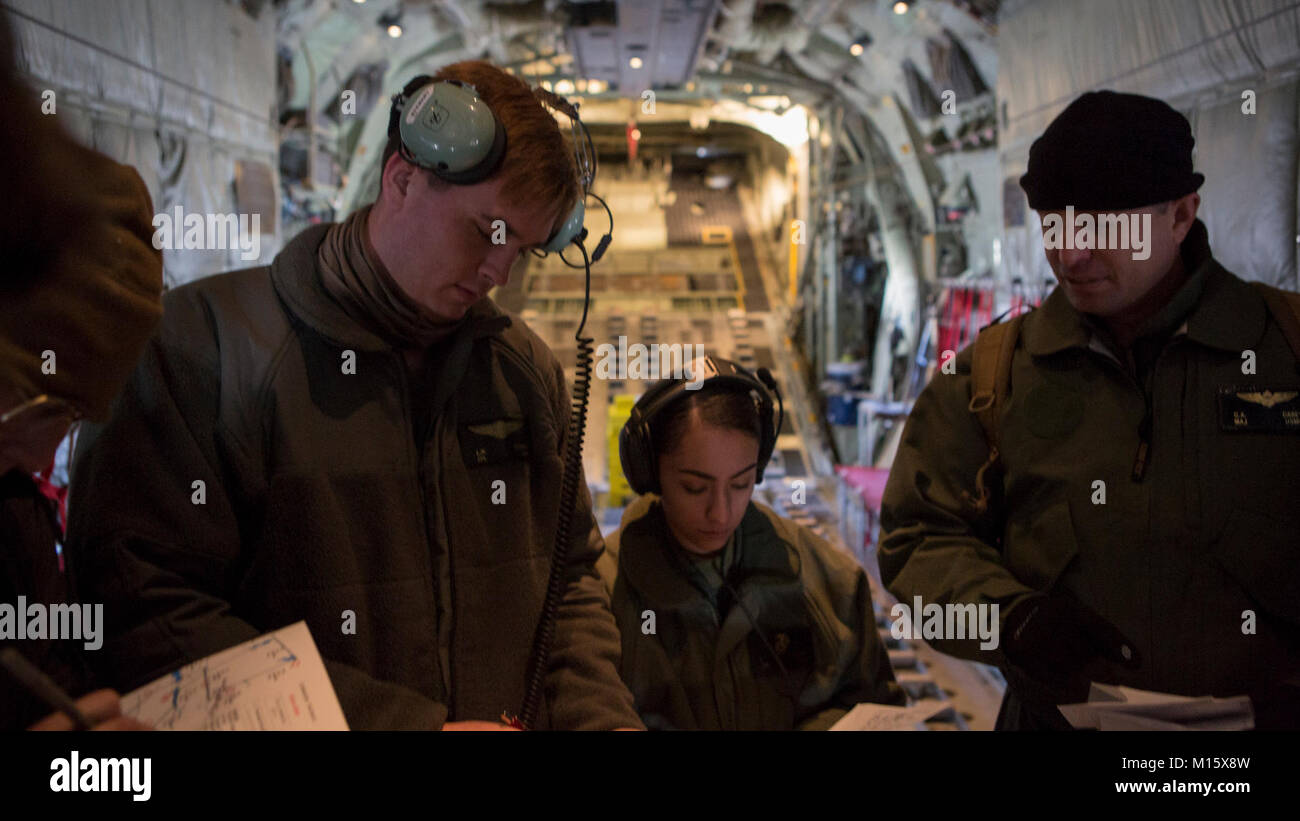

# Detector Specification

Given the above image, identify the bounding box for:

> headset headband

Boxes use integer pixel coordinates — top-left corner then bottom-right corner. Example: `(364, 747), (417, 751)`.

(619, 356), (783, 496)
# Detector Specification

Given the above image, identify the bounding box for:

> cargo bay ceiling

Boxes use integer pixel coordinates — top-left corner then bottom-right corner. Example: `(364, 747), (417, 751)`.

(7, 0), (1296, 406)
(267, 0), (1000, 403)
(270, 0), (999, 218)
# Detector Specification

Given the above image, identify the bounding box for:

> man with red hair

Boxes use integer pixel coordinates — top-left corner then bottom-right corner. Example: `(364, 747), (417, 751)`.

(69, 62), (643, 730)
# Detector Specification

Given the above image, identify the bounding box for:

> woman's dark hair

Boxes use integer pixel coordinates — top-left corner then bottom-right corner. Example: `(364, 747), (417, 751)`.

(649, 383), (763, 459)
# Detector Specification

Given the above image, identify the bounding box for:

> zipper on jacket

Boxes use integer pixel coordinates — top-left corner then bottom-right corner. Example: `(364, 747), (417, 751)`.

(394, 355), (453, 710)
(1131, 337), (1183, 483)
(1090, 350), (1155, 483)
(1092, 336), (1173, 484)
(1131, 407), (1152, 482)
(431, 412), (459, 721)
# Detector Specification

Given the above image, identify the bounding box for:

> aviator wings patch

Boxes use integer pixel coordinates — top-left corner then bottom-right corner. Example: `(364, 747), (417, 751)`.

(1218, 386), (1300, 431)
(460, 417), (530, 466)
(1236, 390), (1299, 408)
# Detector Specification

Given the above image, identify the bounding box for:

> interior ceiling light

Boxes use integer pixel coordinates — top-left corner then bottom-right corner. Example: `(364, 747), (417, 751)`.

(379, 6), (403, 37)
(893, 1), (910, 14)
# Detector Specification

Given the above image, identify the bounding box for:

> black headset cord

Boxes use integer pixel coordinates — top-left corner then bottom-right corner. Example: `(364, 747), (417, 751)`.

(518, 237), (594, 729)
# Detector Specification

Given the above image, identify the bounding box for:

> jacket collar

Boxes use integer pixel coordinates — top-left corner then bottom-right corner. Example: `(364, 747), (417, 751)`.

(617, 496), (800, 613)
(1181, 257), (1267, 352)
(1022, 219), (1265, 357)
(270, 223), (512, 353)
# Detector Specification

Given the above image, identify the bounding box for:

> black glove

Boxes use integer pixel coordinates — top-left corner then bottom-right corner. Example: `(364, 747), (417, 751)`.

(1002, 592), (1142, 691)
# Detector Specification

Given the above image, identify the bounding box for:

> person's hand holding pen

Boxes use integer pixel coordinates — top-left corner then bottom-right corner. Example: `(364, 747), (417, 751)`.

(28, 689), (152, 731)
(2, 649), (152, 731)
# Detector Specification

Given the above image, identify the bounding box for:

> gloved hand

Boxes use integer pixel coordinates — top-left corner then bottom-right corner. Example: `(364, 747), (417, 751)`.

(1001, 592), (1142, 694)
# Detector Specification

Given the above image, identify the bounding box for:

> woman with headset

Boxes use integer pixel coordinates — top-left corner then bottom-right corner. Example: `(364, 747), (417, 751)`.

(597, 357), (905, 730)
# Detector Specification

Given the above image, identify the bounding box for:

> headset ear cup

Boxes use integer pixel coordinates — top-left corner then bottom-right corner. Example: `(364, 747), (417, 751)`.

(544, 197), (585, 253)
(619, 416), (656, 496)
(390, 74), (435, 139)
(617, 424), (636, 494)
(397, 80), (505, 184)
(435, 114), (506, 185)
(390, 76), (433, 145)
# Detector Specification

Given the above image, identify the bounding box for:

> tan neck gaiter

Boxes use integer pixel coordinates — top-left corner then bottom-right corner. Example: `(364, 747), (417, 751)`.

(317, 205), (460, 349)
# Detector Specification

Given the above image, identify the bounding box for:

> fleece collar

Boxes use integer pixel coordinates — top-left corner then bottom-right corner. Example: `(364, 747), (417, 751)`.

(270, 223), (511, 353)
(617, 496), (800, 613)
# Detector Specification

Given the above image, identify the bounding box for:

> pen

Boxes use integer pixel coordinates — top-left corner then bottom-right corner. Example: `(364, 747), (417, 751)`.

(0, 648), (94, 730)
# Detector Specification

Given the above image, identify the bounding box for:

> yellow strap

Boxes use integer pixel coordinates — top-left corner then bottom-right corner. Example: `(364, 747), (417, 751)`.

(967, 316), (1024, 448)
(963, 315), (1025, 514)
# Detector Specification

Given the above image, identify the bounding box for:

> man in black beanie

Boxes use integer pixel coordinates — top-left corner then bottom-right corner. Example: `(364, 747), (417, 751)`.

(1018, 90), (1209, 348)
(880, 89), (1300, 729)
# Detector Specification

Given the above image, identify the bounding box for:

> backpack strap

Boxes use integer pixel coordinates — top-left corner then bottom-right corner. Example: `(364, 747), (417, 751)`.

(1252, 281), (1300, 368)
(962, 314), (1025, 515)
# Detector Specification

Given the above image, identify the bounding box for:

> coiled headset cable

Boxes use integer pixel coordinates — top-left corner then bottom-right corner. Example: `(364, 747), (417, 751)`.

(517, 100), (609, 729)
(519, 236), (594, 729)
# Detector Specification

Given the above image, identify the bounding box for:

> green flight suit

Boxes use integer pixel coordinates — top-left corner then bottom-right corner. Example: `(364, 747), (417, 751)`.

(879, 220), (1300, 728)
(599, 495), (905, 730)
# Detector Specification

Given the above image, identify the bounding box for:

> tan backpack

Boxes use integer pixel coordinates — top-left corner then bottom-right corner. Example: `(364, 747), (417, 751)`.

(961, 282), (1300, 514)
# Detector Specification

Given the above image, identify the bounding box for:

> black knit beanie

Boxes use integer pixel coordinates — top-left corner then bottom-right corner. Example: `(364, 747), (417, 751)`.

(1019, 90), (1204, 211)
